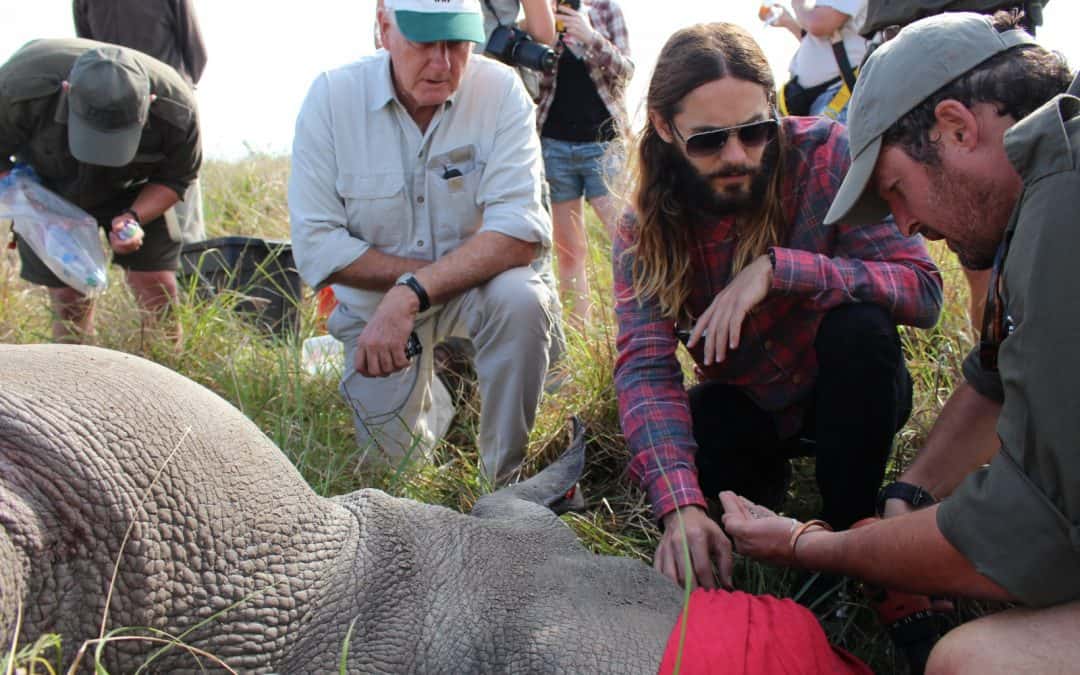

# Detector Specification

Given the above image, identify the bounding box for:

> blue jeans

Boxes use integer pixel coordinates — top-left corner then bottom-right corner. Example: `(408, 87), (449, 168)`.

(540, 138), (618, 204)
(809, 80), (850, 124)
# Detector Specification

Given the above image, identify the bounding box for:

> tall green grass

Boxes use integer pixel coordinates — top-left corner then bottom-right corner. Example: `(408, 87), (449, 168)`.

(0, 154), (978, 673)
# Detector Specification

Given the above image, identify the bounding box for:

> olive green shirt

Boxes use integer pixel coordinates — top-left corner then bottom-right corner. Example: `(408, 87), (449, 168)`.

(938, 92), (1080, 608)
(0, 38), (201, 212)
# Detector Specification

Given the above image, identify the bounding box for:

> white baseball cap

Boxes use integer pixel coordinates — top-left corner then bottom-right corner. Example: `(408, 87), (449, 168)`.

(385, 0), (486, 44)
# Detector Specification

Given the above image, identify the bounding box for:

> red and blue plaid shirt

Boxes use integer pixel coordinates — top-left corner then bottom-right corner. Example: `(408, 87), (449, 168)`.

(613, 117), (943, 521)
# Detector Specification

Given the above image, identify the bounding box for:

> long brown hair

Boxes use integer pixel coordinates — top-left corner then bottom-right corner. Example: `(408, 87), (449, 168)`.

(625, 23), (789, 320)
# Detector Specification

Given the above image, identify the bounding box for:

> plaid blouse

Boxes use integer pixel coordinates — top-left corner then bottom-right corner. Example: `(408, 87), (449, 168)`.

(535, 0), (633, 134)
(613, 117), (944, 521)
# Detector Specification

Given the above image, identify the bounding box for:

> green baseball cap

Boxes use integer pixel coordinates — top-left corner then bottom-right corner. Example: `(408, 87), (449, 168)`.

(66, 46), (151, 168)
(824, 13), (1036, 225)
(387, 0), (486, 44)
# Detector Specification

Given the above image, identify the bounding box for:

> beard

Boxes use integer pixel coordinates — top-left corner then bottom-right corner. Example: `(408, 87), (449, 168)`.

(667, 142), (775, 222)
(926, 164), (1012, 270)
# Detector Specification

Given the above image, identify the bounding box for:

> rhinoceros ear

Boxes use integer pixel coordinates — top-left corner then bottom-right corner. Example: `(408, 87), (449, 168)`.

(471, 418), (586, 519)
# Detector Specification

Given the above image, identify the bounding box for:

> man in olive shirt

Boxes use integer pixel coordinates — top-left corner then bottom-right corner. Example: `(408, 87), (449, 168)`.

(720, 13), (1079, 673)
(0, 38), (201, 342)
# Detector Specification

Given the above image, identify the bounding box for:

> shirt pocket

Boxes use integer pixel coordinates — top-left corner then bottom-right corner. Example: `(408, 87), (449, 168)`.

(337, 172), (408, 250)
(428, 162), (485, 246)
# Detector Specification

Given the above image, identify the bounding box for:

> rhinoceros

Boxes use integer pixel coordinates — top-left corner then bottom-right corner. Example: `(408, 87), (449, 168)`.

(1, 344), (686, 672)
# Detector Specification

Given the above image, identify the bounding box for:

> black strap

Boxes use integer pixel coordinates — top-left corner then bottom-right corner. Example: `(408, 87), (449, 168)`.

(481, 0), (506, 26)
(831, 39), (858, 92)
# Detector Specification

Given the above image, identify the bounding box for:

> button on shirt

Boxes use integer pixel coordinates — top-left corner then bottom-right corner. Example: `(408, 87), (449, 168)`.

(288, 50), (550, 321)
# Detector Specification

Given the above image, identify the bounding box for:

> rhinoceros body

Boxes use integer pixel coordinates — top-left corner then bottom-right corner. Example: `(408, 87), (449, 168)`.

(0, 345), (682, 673)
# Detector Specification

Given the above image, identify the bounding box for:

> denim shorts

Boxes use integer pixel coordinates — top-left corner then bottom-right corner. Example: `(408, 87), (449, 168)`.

(540, 137), (620, 204)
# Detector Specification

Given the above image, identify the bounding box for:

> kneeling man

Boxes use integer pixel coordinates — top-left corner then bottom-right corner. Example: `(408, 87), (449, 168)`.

(289, 0), (557, 484)
(724, 13), (1080, 674)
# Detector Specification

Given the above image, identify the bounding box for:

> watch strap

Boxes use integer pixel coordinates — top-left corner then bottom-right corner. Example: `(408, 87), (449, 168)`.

(121, 208), (141, 225)
(876, 481), (936, 517)
(397, 273), (431, 312)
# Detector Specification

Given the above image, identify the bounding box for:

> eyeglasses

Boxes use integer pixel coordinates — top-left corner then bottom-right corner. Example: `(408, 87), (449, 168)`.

(668, 113), (779, 158)
(978, 234), (1014, 372)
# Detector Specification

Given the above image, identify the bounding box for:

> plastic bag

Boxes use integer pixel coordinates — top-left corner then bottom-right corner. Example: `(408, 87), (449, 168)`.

(0, 165), (108, 296)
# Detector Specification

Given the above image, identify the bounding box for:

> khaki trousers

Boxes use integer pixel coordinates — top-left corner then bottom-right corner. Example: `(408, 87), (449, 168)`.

(331, 265), (560, 485)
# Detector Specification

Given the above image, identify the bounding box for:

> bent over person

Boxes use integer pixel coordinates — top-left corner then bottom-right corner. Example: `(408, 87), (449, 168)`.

(290, 0), (558, 484)
(612, 23), (942, 589)
(0, 38), (201, 343)
(723, 13), (1080, 674)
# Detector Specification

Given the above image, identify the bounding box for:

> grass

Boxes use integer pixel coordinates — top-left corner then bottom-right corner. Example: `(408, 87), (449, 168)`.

(0, 153), (980, 673)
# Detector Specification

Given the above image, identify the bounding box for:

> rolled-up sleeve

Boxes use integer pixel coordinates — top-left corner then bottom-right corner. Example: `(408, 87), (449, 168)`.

(288, 73), (370, 290)
(476, 72), (550, 252)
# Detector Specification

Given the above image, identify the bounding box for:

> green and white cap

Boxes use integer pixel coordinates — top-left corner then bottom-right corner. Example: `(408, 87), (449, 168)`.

(824, 12), (1036, 225)
(386, 0), (486, 44)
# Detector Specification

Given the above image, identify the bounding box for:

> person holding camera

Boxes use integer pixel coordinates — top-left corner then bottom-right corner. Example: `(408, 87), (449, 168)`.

(723, 13), (1080, 673)
(0, 38), (201, 344)
(767, 0), (868, 123)
(535, 0), (631, 328)
(611, 22), (941, 591)
(290, 0), (559, 485)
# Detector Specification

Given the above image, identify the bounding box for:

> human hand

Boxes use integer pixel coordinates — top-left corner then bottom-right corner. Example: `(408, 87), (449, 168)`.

(108, 213), (144, 255)
(687, 254), (772, 366)
(354, 285), (419, 377)
(719, 491), (805, 566)
(556, 5), (597, 48)
(654, 505), (733, 590)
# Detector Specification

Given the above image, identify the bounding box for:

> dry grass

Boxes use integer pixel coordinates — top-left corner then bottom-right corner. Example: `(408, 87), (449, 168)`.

(0, 154), (980, 673)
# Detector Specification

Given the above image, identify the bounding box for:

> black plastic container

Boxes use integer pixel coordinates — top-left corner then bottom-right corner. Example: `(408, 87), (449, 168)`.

(179, 236), (303, 337)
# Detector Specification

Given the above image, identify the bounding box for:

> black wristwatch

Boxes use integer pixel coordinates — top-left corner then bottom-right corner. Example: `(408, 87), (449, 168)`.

(121, 207), (141, 225)
(876, 481), (937, 517)
(395, 272), (430, 312)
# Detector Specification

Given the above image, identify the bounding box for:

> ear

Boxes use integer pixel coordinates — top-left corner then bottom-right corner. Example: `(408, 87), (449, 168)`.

(649, 110), (674, 144)
(933, 99), (979, 151)
(377, 2), (394, 48)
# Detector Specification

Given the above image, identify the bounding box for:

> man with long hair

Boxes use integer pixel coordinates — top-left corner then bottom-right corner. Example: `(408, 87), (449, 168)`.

(725, 13), (1080, 672)
(612, 22), (943, 589)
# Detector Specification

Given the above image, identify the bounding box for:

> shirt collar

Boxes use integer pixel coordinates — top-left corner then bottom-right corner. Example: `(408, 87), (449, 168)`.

(1004, 94), (1079, 184)
(368, 50), (460, 113)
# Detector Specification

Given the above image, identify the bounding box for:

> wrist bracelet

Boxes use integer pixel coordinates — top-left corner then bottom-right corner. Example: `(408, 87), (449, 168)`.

(121, 208), (141, 225)
(789, 519), (832, 564)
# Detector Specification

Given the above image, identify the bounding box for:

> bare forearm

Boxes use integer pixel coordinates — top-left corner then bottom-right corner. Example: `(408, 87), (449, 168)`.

(130, 183), (181, 223)
(521, 0), (556, 45)
(797, 507), (1014, 600)
(326, 248), (428, 292)
(901, 382), (1001, 498)
(792, 2), (849, 37)
(414, 231), (536, 306)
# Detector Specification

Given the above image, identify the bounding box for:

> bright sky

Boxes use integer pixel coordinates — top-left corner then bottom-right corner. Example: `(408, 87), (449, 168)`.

(2, 1), (1077, 160)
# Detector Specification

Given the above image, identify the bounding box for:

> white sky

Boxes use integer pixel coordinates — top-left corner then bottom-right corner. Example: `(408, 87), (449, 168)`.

(1, 1), (1077, 160)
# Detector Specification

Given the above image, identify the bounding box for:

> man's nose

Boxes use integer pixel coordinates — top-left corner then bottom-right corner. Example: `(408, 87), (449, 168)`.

(429, 42), (452, 70)
(720, 135), (750, 164)
(892, 204), (919, 237)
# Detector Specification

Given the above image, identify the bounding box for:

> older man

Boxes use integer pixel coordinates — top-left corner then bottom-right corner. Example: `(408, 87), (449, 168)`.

(289, 0), (557, 484)
(723, 13), (1079, 674)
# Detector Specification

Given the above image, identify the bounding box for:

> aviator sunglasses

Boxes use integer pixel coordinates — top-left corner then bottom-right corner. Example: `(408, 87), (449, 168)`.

(669, 110), (780, 158)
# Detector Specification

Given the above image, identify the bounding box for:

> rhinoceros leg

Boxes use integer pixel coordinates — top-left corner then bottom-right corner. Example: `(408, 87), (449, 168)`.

(471, 418), (586, 521)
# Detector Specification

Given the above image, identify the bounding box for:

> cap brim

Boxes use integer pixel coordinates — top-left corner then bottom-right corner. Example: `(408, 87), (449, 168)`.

(68, 114), (141, 168)
(395, 10), (486, 43)
(824, 135), (893, 226)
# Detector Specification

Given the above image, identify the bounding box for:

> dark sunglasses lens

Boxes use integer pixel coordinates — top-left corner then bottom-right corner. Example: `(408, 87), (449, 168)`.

(738, 121), (775, 147)
(686, 129), (730, 158)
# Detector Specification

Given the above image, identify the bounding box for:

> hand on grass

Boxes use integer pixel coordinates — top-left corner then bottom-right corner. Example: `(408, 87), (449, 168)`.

(355, 285), (418, 377)
(687, 254), (772, 366)
(655, 505), (733, 590)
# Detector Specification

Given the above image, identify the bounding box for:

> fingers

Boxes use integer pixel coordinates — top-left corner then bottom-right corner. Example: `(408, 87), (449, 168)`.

(688, 534), (717, 589)
(713, 533), (734, 589)
(719, 491), (751, 520)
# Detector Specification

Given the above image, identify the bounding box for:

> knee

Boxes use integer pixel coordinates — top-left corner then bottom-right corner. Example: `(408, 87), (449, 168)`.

(926, 624), (989, 675)
(481, 268), (552, 333)
(815, 304), (899, 363)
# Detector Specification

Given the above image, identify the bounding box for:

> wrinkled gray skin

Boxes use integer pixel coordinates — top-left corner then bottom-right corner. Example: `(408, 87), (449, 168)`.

(0, 345), (682, 673)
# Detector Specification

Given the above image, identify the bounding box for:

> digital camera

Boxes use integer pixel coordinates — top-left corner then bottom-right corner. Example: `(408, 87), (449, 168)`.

(485, 24), (557, 73)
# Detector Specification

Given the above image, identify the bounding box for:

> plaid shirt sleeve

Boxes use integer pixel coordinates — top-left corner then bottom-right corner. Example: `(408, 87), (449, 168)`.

(584, 0), (634, 92)
(770, 122), (944, 329)
(612, 216), (707, 522)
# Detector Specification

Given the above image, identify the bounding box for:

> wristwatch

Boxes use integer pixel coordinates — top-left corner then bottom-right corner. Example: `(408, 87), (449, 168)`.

(876, 481), (937, 517)
(394, 272), (430, 312)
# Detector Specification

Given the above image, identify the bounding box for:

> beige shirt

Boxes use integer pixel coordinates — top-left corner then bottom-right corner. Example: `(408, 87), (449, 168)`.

(288, 50), (550, 321)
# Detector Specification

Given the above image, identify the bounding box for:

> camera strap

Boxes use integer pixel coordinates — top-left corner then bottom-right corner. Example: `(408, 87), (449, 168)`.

(481, 0), (507, 26)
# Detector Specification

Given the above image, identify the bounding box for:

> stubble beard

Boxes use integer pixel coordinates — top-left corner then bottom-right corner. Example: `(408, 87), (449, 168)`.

(927, 166), (1013, 270)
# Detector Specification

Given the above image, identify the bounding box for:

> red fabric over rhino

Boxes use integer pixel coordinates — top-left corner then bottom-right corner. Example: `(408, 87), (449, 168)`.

(658, 589), (872, 675)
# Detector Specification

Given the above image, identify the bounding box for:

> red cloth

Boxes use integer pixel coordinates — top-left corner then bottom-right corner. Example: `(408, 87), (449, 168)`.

(658, 590), (872, 675)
